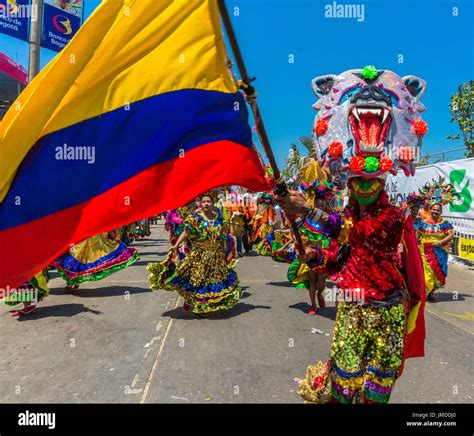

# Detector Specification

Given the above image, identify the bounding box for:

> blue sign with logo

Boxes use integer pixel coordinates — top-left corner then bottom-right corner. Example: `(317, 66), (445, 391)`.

(0, 0), (31, 42)
(41, 2), (80, 52)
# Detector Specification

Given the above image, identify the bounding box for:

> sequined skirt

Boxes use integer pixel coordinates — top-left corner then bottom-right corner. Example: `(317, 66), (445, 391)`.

(298, 301), (406, 404)
(148, 241), (241, 313)
(52, 233), (139, 285)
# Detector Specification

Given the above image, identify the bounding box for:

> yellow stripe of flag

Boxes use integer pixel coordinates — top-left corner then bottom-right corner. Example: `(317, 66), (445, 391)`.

(0, 0), (235, 202)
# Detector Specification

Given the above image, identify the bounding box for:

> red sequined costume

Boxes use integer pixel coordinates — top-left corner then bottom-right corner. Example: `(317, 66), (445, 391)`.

(336, 191), (405, 301)
(298, 190), (425, 404)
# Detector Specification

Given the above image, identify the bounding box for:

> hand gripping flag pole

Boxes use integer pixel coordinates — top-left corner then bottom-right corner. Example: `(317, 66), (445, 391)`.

(218, 0), (304, 249)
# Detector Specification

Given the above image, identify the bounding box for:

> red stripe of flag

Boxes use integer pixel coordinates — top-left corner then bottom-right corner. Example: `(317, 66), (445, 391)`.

(0, 140), (273, 288)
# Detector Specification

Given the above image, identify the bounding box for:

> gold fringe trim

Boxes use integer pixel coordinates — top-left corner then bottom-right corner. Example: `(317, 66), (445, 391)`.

(298, 361), (331, 404)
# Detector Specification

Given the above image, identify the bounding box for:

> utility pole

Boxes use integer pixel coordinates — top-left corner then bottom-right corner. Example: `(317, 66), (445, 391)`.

(28, 0), (43, 82)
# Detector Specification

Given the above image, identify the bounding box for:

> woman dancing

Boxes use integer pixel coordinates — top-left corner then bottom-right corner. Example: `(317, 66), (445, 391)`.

(417, 180), (456, 302)
(52, 231), (139, 294)
(148, 192), (241, 316)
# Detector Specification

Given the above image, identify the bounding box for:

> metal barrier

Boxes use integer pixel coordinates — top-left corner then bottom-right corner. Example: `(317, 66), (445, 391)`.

(445, 216), (474, 237)
(445, 216), (474, 262)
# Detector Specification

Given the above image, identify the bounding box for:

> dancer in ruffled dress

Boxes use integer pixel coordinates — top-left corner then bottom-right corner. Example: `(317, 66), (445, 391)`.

(417, 180), (456, 302)
(52, 231), (139, 294)
(148, 192), (240, 316)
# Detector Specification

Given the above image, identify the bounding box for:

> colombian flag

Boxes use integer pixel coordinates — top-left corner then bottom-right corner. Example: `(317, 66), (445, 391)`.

(0, 0), (271, 288)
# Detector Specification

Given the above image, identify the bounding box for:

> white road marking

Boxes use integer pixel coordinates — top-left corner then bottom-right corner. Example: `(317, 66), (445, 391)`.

(144, 336), (162, 348)
(131, 374), (139, 388)
(171, 395), (189, 402)
(126, 388), (143, 395)
(140, 297), (181, 404)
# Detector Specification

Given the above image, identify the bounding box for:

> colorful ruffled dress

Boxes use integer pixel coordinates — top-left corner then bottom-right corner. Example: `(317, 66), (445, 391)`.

(118, 222), (137, 245)
(52, 232), (139, 285)
(287, 213), (342, 289)
(148, 211), (241, 314)
(255, 227), (296, 262)
(417, 218), (453, 294)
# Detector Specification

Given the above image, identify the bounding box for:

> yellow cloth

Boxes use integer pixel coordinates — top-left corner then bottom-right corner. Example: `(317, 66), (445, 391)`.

(70, 233), (120, 263)
(419, 248), (441, 293)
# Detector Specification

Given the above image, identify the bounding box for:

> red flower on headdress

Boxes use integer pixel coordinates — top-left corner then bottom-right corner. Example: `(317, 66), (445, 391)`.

(413, 120), (428, 136)
(379, 156), (393, 172)
(349, 156), (365, 172)
(328, 141), (343, 158)
(313, 119), (328, 135)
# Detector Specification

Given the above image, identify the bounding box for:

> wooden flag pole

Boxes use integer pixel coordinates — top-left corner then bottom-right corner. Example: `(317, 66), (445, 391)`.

(218, 0), (304, 248)
(218, 0), (280, 179)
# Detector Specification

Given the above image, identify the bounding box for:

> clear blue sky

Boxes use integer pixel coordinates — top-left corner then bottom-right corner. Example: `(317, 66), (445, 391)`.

(1, 0), (472, 167)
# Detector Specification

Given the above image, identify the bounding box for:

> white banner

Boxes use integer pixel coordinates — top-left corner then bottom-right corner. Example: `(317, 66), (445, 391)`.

(386, 158), (474, 223)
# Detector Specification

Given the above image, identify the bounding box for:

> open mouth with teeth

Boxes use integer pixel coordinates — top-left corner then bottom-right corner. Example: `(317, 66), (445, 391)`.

(349, 106), (392, 156)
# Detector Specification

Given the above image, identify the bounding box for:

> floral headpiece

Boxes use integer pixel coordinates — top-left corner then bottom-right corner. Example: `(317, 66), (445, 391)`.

(300, 179), (338, 200)
(404, 192), (425, 208)
(419, 179), (460, 206)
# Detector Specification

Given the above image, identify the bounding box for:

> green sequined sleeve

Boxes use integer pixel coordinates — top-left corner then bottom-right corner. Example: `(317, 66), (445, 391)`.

(183, 214), (198, 235)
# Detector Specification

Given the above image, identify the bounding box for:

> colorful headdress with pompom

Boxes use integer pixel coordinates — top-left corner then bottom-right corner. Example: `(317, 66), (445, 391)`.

(403, 192), (425, 208)
(419, 178), (460, 206)
(296, 158), (339, 205)
(300, 179), (338, 200)
(311, 66), (427, 185)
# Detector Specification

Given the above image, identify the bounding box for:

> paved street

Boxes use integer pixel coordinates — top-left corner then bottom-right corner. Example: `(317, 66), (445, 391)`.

(1, 222), (473, 404)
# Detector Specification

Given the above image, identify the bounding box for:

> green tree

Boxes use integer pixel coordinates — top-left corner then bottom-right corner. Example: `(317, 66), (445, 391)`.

(447, 81), (473, 157)
(298, 135), (316, 158)
(282, 143), (301, 180)
(282, 136), (316, 180)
